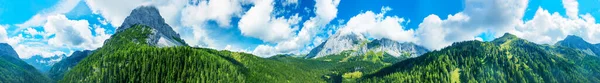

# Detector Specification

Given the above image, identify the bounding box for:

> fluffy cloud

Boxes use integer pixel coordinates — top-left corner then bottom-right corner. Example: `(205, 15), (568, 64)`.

(238, 0), (298, 43)
(12, 43), (67, 58)
(44, 14), (109, 50)
(338, 7), (416, 43)
(84, 0), (149, 27)
(414, 0), (529, 50)
(251, 0), (340, 57)
(16, 0), (81, 31)
(509, 7), (600, 44)
(0, 25), (8, 43)
(562, 0), (579, 19)
(181, 0), (243, 28)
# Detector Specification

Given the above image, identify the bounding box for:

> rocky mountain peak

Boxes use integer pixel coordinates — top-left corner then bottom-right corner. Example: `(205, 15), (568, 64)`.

(113, 6), (187, 47)
(305, 31), (428, 59)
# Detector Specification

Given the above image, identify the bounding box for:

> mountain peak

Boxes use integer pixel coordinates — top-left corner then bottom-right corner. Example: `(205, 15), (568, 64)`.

(564, 35), (585, 41)
(556, 35), (600, 56)
(112, 6), (188, 47)
(499, 33), (518, 39)
(0, 43), (19, 59)
(117, 6), (181, 39)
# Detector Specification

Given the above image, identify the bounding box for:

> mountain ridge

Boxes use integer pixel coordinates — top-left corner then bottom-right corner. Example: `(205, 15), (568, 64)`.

(0, 43), (52, 82)
(22, 54), (66, 73)
(48, 50), (94, 81)
(0, 43), (20, 59)
(305, 32), (428, 59)
(362, 33), (600, 82)
(555, 35), (600, 56)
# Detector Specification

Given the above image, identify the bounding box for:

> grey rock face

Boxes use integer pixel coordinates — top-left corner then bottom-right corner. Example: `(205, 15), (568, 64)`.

(0, 43), (19, 59)
(116, 6), (187, 47)
(358, 38), (429, 57)
(305, 32), (429, 59)
(305, 32), (366, 58)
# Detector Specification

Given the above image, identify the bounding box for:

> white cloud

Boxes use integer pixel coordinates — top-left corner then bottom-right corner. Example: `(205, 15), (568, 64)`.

(25, 28), (41, 36)
(250, 0), (341, 57)
(252, 45), (276, 56)
(238, 0), (297, 43)
(44, 14), (108, 50)
(16, 0), (81, 32)
(414, 0), (529, 50)
(0, 25), (8, 43)
(562, 0), (579, 19)
(338, 8), (416, 43)
(181, 0), (242, 28)
(13, 43), (67, 59)
(509, 7), (600, 44)
(314, 0), (340, 25)
(84, 0), (149, 27)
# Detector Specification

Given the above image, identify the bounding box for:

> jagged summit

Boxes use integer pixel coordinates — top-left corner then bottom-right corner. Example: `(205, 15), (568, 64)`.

(305, 31), (428, 59)
(113, 6), (187, 47)
(117, 6), (176, 37)
(305, 32), (367, 58)
(0, 43), (19, 59)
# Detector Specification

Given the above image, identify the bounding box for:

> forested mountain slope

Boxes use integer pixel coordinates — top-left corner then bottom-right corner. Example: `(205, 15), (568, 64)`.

(0, 43), (52, 83)
(362, 33), (600, 83)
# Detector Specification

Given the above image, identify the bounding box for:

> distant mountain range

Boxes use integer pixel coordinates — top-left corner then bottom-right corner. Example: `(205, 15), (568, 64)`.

(22, 54), (66, 73)
(556, 35), (600, 56)
(48, 50), (94, 81)
(0, 43), (52, 82)
(305, 32), (429, 60)
(362, 33), (600, 82)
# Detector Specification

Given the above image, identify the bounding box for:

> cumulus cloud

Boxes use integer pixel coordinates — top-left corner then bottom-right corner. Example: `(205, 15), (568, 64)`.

(338, 7), (416, 43)
(509, 7), (600, 44)
(562, 0), (579, 19)
(251, 0), (340, 57)
(0, 25), (8, 43)
(238, 0), (298, 43)
(181, 0), (243, 28)
(44, 14), (109, 50)
(414, 0), (529, 50)
(13, 43), (67, 58)
(84, 0), (150, 27)
(16, 0), (81, 31)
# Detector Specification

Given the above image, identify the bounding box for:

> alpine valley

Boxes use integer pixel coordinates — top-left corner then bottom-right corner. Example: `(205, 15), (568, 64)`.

(2, 5), (600, 83)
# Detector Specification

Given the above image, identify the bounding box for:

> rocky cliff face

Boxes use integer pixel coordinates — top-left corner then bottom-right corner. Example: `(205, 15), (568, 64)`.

(305, 32), (428, 59)
(305, 32), (367, 58)
(358, 38), (429, 57)
(0, 43), (19, 59)
(115, 6), (187, 47)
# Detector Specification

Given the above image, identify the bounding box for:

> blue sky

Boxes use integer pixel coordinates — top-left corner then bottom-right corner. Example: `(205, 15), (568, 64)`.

(1, 0), (600, 58)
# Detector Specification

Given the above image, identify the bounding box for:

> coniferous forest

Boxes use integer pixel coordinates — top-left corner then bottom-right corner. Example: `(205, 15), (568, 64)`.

(2, 1), (600, 83)
(54, 25), (600, 83)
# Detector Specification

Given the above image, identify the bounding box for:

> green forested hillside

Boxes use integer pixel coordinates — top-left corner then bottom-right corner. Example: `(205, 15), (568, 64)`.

(58, 25), (600, 83)
(0, 54), (52, 83)
(361, 33), (600, 83)
(60, 25), (328, 82)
